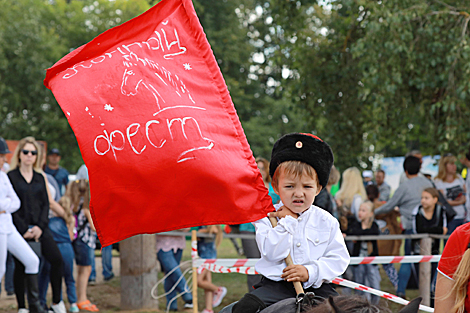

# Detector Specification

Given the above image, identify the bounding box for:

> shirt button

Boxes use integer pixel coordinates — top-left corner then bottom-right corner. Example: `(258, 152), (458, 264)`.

(314, 239), (320, 244)
(296, 242), (301, 247)
(298, 217), (302, 221)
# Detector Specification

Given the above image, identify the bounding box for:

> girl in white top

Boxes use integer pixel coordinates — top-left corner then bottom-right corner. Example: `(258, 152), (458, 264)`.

(0, 138), (40, 313)
(434, 154), (466, 235)
(0, 156), (40, 279)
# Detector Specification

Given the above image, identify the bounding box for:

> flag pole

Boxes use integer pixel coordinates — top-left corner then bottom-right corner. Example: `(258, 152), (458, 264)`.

(191, 230), (198, 313)
(268, 216), (304, 295)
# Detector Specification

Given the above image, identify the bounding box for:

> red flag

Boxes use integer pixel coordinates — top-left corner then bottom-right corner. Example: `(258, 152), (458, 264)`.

(44, 0), (274, 246)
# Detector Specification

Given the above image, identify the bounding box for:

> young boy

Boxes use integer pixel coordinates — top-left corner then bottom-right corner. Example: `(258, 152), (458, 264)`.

(346, 200), (381, 304)
(231, 133), (350, 313)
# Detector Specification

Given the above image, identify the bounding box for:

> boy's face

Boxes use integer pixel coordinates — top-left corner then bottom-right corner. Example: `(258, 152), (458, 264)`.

(421, 191), (437, 209)
(273, 170), (321, 214)
(358, 204), (373, 222)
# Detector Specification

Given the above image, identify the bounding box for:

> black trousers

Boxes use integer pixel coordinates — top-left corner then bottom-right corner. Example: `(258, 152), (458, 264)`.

(251, 277), (337, 307)
(240, 231), (262, 292)
(14, 229), (63, 307)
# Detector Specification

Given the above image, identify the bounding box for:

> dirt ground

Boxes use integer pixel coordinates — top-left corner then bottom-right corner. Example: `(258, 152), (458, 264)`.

(0, 257), (125, 313)
(0, 240), (421, 313)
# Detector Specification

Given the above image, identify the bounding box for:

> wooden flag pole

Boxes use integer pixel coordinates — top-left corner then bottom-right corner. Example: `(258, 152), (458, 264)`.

(191, 230), (198, 313)
(268, 216), (304, 295)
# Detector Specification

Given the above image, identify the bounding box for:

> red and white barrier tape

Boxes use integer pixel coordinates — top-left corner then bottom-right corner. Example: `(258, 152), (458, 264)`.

(350, 255), (440, 265)
(192, 255), (441, 269)
(191, 240), (437, 311)
(197, 263), (258, 275)
(332, 277), (434, 312)
(194, 265), (434, 312)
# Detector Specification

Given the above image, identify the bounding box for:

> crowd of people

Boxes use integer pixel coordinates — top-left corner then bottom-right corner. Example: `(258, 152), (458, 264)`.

(2, 133), (470, 313)
(218, 148), (470, 311)
(313, 150), (469, 307)
(0, 137), (114, 313)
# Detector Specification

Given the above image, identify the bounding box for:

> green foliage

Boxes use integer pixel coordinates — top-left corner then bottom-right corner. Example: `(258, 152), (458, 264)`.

(2, 0), (470, 172)
(352, 0), (470, 158)
(260, 0), (470, 170)
(0, 0), (150, 171)
(193, 0), (301, 158)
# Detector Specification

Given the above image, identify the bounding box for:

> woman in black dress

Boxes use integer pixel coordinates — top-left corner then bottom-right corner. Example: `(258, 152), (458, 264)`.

(8, 137), (64, 313)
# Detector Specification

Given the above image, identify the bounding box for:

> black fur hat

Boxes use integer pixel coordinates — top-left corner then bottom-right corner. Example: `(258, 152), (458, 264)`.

(269, 133), (334, 188)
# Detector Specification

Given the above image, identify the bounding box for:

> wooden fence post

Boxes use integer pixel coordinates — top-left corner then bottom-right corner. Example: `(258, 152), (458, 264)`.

(419, 236), (432, 306)
(120, 234), (159, 310)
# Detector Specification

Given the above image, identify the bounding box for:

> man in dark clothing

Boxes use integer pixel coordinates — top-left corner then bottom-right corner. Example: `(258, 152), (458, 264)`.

(313, 188), (333, 214)
(44, 148), (69, 197)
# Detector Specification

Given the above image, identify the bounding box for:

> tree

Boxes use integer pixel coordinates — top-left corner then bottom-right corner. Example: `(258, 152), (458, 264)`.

(0, 0), (303, 169)
(4, 0), (467, 172)
(0, 0), (150, 171)
(259, 0), (470, 170)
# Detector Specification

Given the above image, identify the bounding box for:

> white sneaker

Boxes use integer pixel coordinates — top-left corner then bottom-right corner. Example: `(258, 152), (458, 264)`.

(51, 301), (67, 313)
(18, 309), (29, 313)
(212, 286), (227, 308)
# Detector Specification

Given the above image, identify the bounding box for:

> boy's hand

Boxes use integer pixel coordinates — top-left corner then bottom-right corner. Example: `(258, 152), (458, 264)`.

(281, 265), (309, 283)
(269, 206), (298, 220)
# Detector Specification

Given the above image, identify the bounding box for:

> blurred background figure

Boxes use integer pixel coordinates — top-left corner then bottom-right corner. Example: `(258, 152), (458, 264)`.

(434, 154), (466, 236)
(375, 169), (391, 202)
(335, 167), (367, 293)
(374, 156), (432, 299)
(459, 147), (470, 222)
(399, 150), (423, 185)
(336, 167), (367, 227)
(8, 137), (64, 313)
(313, 165), (340, 216)
(156, 229), (193, 311)
(362, 170), (374, 188)
(44, 148), (69, 197)
(367, 184), (400, 289)
(76, 164), (114, 285)
(0, 137), (15, 297)
(197, 225), (226, 313)
(238, 157), (280, 291)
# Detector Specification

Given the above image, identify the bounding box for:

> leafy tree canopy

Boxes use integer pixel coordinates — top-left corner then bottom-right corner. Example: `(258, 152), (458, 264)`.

(1, 0), (469, 173)
(258, 0), (470, 170)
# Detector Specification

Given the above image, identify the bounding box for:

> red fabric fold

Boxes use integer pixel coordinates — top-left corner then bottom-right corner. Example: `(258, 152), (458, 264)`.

(44, 0), (273, 246)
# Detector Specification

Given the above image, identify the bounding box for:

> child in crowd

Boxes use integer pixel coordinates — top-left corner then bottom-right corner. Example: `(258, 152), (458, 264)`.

(66, 180), (99, 312)
(412, 187), (447, 305)
(346, 200), (381, 304)
(39, 193), (78, 313)
(366, 184), (400, 289)
(412, 188), (448, 254)
(156, 229), (193, 311)
(229, 133), (349, 313)
(197, 225), (227, 313)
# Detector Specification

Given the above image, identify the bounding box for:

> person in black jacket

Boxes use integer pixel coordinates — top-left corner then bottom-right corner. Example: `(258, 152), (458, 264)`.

(346, 200), (381, 304)
(412, 187), (448, 306)
(313, 165), (340, 216)
(8, 137), (64, 313)
(412, 187), (448, 254)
